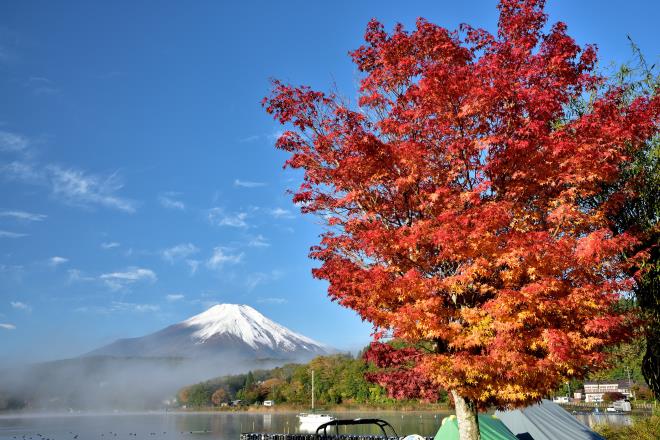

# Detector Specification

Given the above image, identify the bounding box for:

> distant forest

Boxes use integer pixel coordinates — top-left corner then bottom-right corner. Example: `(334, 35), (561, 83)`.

(177, 353), (418, 408)
(177, 338), (652, 409)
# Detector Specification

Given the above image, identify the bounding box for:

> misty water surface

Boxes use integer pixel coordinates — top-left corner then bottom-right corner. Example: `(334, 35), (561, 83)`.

(0, 411), (631, 440)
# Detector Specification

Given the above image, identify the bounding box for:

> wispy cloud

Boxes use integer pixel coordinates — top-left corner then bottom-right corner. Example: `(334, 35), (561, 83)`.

(0, 131), (29, 152)
(26, 77), (60, 96)
(10, 301), (31, 312)
(0, 210), (47, 222)
(162, 243), (199, 263)
(248, 234), (270, 248)
(234, 179), (266, 188)
(0, 161), (42, 182)
(100, 267), (157, 290)
(257, 297), (288, 305)
(186, 259), (201, 275)
(1, 128), (136, 212)
(76, 301), (159, 314)
(238, 131), (283, 143)
(158, 192), (185, 211)
(0, 264), (23, 273)
(166, 293), (185, 302)
(101, 241), (120, 250)
(0, 230), (27, 238)
(0, 323), (16, 330)
(208, 208), (249, 228)
(246, 270), (283, 291)
(238, 135), (261, 143)
(48, 165), (136, 213)
(48, 256), (68, 267)
(2, 160), (137, 213)
(206, 247), (244, 270)
(68, 268), (94, 283)
(269, 207), (295, 219)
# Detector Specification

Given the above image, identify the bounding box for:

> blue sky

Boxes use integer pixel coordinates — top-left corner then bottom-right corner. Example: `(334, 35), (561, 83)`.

(1, 0), (659, 363)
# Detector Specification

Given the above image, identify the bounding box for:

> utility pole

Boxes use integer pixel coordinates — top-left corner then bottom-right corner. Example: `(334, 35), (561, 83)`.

(625, 367), (634, 400)
(311, 370), (315, 411)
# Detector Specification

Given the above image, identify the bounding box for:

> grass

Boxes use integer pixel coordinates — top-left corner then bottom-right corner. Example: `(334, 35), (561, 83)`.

(593, 411), (660, 440)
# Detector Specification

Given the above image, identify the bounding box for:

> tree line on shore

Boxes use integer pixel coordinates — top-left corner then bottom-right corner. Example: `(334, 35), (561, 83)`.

(176, 338), (653, 409)
(177, 352), (425, 408)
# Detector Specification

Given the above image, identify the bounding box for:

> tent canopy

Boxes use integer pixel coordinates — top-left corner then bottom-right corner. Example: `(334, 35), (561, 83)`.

(434, 414), (518, 440)
(495, 399), (604, 440)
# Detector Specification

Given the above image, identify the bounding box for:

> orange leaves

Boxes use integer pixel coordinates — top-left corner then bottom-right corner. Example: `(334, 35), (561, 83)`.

(264, 0), (660, 410)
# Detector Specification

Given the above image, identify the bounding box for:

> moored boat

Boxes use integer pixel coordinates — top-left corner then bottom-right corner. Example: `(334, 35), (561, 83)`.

(297, 370), (336, 432)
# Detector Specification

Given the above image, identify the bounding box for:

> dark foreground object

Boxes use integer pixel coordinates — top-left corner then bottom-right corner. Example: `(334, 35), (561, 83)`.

(241, 418), (433, 440)
(240, 435), (432, 440)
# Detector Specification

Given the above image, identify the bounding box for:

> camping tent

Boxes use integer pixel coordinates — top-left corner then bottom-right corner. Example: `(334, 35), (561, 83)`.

(433, 414), (518, 440)
(495, 399), (605, 440)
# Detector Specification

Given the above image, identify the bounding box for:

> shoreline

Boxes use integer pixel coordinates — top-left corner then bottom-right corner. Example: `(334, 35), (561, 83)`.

(0, 406), (453, 418)
(175, 404), (453, 414)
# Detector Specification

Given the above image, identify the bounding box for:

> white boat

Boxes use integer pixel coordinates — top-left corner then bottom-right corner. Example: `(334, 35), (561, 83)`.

(298, 413), (336, 432)
(297, 370), (335, 432)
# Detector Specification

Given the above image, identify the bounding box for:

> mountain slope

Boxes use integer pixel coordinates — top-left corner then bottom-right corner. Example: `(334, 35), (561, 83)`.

(85, 304), (330, 360)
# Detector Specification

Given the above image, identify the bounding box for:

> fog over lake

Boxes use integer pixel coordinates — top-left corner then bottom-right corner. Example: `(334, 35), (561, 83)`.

(0, 411), (632, 440)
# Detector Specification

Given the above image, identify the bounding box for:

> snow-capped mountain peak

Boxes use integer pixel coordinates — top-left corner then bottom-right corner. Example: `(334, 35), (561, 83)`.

(85, 303), (331, 360)
(182, 303), (324, 352)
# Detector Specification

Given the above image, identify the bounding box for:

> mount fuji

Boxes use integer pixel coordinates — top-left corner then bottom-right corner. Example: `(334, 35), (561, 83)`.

(3, 305), (333, 410)
(86, 304), (331, 360)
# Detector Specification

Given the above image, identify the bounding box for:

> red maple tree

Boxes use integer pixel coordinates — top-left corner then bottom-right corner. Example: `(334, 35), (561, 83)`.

(264, 0), (660, 438)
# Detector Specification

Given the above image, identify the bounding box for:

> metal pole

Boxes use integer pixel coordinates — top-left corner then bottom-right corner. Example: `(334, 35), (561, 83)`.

(311, 370), (315, 411)
(626, 367), (634, 400)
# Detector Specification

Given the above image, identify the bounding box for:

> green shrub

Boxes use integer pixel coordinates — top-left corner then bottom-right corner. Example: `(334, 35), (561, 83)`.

(594, 413), (660, 440)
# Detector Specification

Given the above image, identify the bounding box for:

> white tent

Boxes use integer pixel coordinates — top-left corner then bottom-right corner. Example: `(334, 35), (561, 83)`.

(495, 399), (604, 440)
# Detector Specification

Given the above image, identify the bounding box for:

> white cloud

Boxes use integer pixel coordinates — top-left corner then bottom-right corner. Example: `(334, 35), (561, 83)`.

(48, 256), (68, 267)
(237, 130), (282, 143)
(246, 270), (283, 291)
(1, 161), (43, 183)
(248, 234), (270, 248)
(76, 301), (159, 314)
(269, 130), (284, 141)
(269, 207), (295, 219)
(162, 243), (199, 263)
(158, 192), (185, 210)
(0, 210), (46, 222)
(10, 301), (31, 312)
(238, 134), (261, 143)
(48, 165), (136, 213)
(0, 323), (16, 330)
(257, 297), (288, 305)
(186, 259), (201, 275)
(2, 161), (136, 213)
(100, 267), (157, 290)
(234, 179), (266, 188)
(208, 208), (248, 228)
(68, 268), (94, 283)
(101, 241), (120, 249)
(115, 302), (159, 313)
(206, 247), (244, 270)
(166, 293), (185, 302)
(0, 131), (28, 152)
(0, 230), (27, 238)
(0, 264), (23, 273)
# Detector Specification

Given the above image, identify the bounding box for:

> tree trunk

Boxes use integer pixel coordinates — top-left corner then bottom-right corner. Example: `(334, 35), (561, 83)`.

(451, 390), (481, 440)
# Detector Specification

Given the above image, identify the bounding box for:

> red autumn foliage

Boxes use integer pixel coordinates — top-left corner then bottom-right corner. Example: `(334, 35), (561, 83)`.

(264, 0), (660, 411)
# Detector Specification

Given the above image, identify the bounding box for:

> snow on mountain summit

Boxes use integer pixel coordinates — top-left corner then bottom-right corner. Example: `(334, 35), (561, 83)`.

(183, 303), (324, 351)
(85, 303), (331, 360)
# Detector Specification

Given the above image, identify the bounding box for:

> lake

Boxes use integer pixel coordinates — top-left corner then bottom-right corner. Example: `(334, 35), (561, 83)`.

(0, 410), (631, 440)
